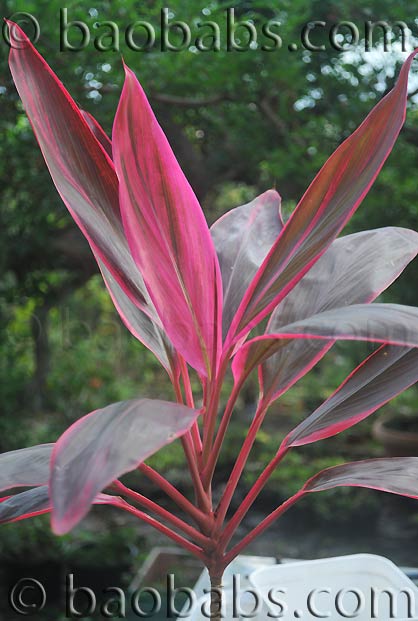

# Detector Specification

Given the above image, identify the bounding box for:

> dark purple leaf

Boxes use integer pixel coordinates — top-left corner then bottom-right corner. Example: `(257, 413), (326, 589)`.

(210, 190), (283, 338)
(8, 23), (176, 372)
(8, 24), (143, 308)
(233, 303), (418, 382)
(0, 486), (126, 525)
(283, 345), (418, 448)
(304, 458), (418, 499)
(98, 261), (178, 378)
(0, 444), (53, 491)
(50, 399), (199, 534)
(261, 228), (418, 403)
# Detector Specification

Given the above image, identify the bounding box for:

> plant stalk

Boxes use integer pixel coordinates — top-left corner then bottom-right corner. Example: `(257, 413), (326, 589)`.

(138, 463), (211, 532)
(209, 568), (224, 621)
(180, 356), (203, 458)
(182, 434), (212, 514)
(119, 500), (206, 560)
(202, 379), (243, 488)
(221, 446), (289, 550)
(224, 491), (304, 565)
(173, 372), (212, 513)
(202, 347), (233, 464)
(215, 400), (268, 527)
(112, 481), (210, 547)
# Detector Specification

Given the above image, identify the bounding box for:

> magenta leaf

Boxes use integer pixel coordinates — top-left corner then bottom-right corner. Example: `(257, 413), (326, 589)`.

(50, 399), (199, 534)
(233, 303), (418, 382)
(0, 444), (53, 491)
(304, 458), (418, 500)
(211, 190), (283, 338)
(0, 486), (126, 525)
(112, 64), (222, 377)
(260, 228), (418, 403)
(7, 23), (178, 374)
(226, 50), (418, 347)
(80, 109), (112, 158)
(283, 345), (418, 448)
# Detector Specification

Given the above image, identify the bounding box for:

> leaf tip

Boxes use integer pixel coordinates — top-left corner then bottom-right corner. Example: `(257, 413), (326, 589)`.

(121, 59), (135, 82)
(265, 187), (282, 201)
(51, 514), (70, 536)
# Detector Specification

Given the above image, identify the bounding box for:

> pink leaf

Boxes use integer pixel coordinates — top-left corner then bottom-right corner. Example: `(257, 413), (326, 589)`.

(80, 109), (112, 158)
(112, 65), (222, 377)
(226, 50), (418, 347)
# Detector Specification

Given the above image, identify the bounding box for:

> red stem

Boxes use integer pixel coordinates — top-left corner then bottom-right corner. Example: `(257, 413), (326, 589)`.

(118, 498), (206, 561)
(113, 481), (210, 547)
(138, 463), (211, 531)
(202, 348), (232, 465)
(220, 446), (289, 549)
(202, 380), (223, 464)
(191, 424), (203, 465)
(215, 400), (268, 527)
(180, 357), (203, 459)
(202, 379), (243, 488)
(173, 373), (211, 514)
(182, 434), (212, 514)
(224, 491), (305, 565)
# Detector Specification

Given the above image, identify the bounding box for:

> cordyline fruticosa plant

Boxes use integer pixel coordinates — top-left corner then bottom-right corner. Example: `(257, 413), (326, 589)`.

(4, 20), (418, 604)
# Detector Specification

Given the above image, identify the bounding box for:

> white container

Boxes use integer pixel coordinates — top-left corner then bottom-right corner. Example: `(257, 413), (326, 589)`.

(181, 553), (418, 620)
(249, 553), (418, 620)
